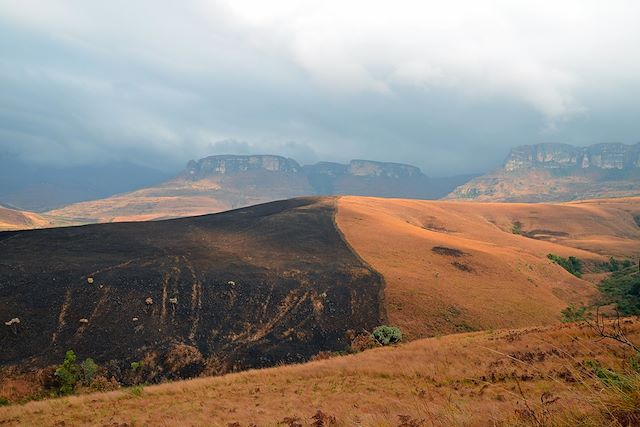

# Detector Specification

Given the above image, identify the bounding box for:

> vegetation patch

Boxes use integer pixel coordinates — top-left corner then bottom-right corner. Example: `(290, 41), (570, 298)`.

(511, 221), (522, 235)
(547, 253), (583, 277)
(598, 257), (634, 273)
(431, 246), (465, 257)
(521, 229), (570, 239)
(452, 261), (474, 272)
(561, 304), (587, 322)
(598, 265), (640, 315)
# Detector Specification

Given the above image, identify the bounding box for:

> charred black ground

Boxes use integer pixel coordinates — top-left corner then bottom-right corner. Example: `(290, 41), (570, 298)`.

(0, 197), (384, 380)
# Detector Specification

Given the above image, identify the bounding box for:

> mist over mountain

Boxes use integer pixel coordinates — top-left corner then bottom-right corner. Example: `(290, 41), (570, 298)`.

(0, 153), (170, 211)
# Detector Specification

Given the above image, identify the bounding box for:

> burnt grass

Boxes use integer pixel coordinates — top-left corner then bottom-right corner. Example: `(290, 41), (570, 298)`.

(0, 197), (385, 381)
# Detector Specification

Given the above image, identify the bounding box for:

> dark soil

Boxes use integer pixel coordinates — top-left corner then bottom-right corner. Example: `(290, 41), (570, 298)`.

(0, 197), (384, 381)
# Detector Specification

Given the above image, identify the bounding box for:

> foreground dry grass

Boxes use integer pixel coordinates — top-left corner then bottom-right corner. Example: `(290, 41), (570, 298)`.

(1, 320), (639, 426)
(336, 196), (640, 339)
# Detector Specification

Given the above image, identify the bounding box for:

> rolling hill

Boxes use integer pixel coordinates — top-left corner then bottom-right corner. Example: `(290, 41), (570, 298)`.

(336, 196), (640, 339)
(448, 143), (640, 202)
(1, 195), (639, 397)
(0, 198), (384, 380)
(44, 155), (473, 225)
(0, 205), (76, 231)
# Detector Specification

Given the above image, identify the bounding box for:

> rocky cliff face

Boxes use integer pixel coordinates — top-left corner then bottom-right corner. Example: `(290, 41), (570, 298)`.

(449, 142), (640, 202)
(504, 143), (640, 172)
(181, 155), (426, 180)
(45, 155), (469, 227)
(346, 160), (422, 178)
(182, 155), (302, 180)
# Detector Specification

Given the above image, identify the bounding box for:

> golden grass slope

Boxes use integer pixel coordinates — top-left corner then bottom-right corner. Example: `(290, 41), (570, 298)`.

(44, 183), (232, 223)
(0, 205), (76, 231)
(1, 320), (639, 426)
(335, 196), (640, 340)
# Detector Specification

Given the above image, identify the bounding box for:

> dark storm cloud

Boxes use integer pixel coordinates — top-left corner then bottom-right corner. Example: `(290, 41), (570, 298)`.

(1, 1), (639, 176)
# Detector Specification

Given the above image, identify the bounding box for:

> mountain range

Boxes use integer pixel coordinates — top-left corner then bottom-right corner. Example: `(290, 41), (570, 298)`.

(43, 155), (473, 224)
(1, 142), (639, 231)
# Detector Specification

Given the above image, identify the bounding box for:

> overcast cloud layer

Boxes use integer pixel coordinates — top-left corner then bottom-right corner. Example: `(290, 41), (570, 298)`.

(1, 1), (639, 175)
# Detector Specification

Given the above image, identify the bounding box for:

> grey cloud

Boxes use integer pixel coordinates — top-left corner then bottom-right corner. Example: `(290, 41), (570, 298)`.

(0, 1), (639, 176)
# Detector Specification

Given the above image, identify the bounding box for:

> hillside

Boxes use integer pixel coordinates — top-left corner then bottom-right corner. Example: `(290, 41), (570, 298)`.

(0, 205), (75, 231)
(336, 196), (640, 339)
(2, 196), (639, 392)
(448, 143), (640, 202)
(44, 155), (471, 224)
(1, 319), (639, 426)
(0, 198), (384, 381)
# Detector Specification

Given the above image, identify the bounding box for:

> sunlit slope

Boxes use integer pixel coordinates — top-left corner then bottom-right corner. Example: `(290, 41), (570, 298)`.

(0, 205), (75, 231)
(335, 196), (640, 339)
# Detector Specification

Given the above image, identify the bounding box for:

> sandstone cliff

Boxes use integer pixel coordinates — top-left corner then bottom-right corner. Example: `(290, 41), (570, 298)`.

(449, 143), (640, 202)
(43, 155), (469, 226)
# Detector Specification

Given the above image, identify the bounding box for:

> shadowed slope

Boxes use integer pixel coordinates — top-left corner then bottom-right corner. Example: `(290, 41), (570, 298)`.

(0, 197), (384, 377)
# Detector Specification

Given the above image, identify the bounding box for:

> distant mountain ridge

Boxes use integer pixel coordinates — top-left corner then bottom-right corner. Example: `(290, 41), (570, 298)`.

(181, 155), (425, 181)
(449, 142), (640, 202)
(504, 142), (640, 171)
(43, 155), (473, 226)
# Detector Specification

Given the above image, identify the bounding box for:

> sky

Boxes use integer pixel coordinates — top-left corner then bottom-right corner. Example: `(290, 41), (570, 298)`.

(1, 1), (640, 176)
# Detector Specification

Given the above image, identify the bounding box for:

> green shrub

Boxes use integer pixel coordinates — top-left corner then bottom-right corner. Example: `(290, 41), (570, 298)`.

(547, 253), (583, 277)
(80, 358), (99, 386)
(598, 266), (640, 315)
(55, 350), (79, 396)
(372, 325), (402, 346)
(0, 397), (9, 406)
(130, 361), (144, 371)
(561, 304), (587, 322)
(511, 221), (522, 235)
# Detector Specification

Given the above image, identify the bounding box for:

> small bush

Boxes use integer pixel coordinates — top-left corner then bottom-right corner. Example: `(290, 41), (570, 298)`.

(561, 304), (587, 322)
(79, 358), (98, 386)
(547, 253), (583, 277)
(55, 350), (79, 396)
(511, 221), (522, 235)
(0, 397), (9, 406)
(372, 325), (402, 346)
